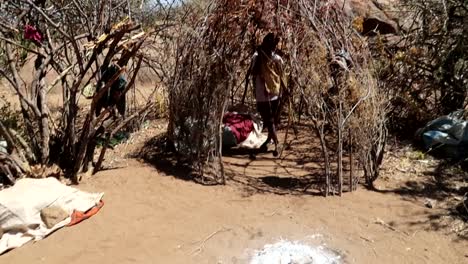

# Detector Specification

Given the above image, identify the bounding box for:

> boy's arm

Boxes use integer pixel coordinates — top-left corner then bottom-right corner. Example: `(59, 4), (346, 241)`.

(276, 56), (287, 92)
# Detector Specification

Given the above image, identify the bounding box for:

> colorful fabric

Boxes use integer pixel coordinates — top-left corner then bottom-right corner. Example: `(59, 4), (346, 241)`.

(223, 112), (254, 144)
(259, 50), (282, 96)
(95, 64), (127, 116)
(68, 200), (104, 226)
(24, 25), (43, 44)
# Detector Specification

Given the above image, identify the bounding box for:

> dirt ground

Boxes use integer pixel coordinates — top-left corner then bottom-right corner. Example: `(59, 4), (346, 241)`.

(1, 120), (467, 264)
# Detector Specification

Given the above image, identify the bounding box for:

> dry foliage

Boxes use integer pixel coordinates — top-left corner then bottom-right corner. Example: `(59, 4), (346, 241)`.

(278, 1), (388, 194)
(380, 0), (468, 133)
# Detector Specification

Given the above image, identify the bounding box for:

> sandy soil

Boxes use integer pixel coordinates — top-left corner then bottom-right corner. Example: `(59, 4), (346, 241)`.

(0, 121), (467, 264)
(1, 163), (466, 263)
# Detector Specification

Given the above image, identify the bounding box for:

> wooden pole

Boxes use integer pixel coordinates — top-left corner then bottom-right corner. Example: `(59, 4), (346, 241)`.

(349, 130), (353, 192)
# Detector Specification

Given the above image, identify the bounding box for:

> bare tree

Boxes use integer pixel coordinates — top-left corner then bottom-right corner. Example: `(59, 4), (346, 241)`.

(0, 0), (172, 184)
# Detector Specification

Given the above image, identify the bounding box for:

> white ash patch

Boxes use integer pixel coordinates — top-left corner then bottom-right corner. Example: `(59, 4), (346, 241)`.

(250, 240), (341, 264)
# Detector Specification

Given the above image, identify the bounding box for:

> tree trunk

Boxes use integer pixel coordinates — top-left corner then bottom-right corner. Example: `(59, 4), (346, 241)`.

(349, 131), (353, 192)
(337, 101), (343, 196)
(312, 121), (330, 196)
(38, 79), (50, 164)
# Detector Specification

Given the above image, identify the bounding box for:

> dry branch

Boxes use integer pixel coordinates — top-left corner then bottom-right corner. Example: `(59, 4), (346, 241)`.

(93, 102), (154, 174)
(190, 227), (231, 256)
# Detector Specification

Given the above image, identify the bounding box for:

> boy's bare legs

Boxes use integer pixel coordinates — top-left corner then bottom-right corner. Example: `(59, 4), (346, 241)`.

(260, 121), (279, 157)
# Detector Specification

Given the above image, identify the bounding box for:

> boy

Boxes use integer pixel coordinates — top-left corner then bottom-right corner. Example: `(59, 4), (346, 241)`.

(245, 33), (285, 157)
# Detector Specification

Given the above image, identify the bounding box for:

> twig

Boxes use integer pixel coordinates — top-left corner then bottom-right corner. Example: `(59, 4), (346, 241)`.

(265, 209), (280, 217)
(47, 65), (74, 93)
(279, 97), (293, 159)
(0, 35), (44, 56)
(26, 0), (71, 39)
(4, 44), (42, 117)
(375, 218), (410, 236)
(1, 164), (16, 185)
(462, 193), (468, 216)
(0, 120), (16, 154)
(190, 227), (231, 256)
(8, 128), (35, 162)
(359, 235), (374, 243)
(93, 103), (153, 174)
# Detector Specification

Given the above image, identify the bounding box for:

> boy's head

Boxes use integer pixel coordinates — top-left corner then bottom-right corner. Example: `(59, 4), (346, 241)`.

(261, 33), (279, 52)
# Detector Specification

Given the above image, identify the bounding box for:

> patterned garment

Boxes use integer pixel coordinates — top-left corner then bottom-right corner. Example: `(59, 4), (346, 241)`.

(223, 112), (254, 144)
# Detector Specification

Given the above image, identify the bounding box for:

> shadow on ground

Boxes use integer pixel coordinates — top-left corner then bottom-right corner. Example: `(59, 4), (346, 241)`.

(129, 134), (194, 182)
(222, 127), (357, 197)
(130, 123), (468, 238)
(131, 124), (339, 195)
(375, 146), (468, 240)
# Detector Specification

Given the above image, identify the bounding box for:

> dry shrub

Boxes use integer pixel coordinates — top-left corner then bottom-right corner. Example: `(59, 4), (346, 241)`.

(167, 1), (243, 184)
(347, 70), (388, 187)
(0, 1), (170, 185)
(381, 0), (468, 135)
(274, 1), (388, 193)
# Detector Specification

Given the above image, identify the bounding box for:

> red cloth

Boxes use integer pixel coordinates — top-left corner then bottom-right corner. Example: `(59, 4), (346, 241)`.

(223, 112), (254, 143)
(24, 25), (43, 44)
(67, 200), (104, 226)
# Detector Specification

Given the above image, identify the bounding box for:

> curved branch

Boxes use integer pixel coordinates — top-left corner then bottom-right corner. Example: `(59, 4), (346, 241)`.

(0, 35), (44, 56)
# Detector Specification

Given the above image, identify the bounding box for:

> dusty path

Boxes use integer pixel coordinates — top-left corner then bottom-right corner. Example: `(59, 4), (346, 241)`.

(0, 159), (466, 264)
